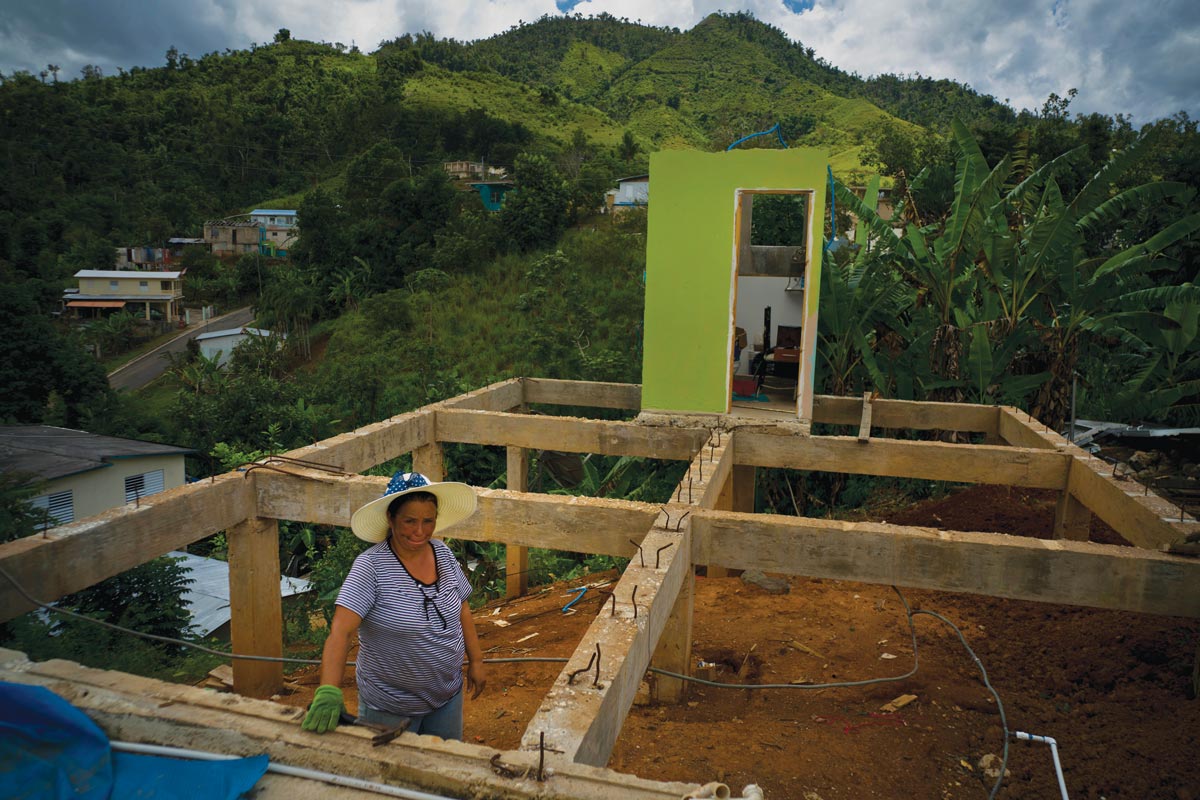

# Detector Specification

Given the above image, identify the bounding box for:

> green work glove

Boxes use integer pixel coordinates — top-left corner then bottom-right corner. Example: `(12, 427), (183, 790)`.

(302, 685), (344, 733)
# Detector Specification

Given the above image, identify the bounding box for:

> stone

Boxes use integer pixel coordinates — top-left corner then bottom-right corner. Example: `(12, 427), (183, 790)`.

(977, 753), (1009, 779)
(740, 569), (790, 595)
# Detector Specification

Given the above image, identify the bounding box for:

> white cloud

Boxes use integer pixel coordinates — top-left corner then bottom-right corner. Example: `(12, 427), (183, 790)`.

(0, 0), (1194, 123)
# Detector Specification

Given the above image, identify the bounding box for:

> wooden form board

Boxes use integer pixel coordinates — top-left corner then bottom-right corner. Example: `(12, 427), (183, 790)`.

(436, 408), (708, 461)
(519, 523), (693, 767)
(522, 378), (642, 410)
(998, 406), (1197, 549)
(812, 394), (1001, 435)
(735, 430), (1070, 489)
(227, 516), (283, 698)
(0, 648), (700, 800)
(0, 472), (254, 622)
(691, 509), (1200, 618)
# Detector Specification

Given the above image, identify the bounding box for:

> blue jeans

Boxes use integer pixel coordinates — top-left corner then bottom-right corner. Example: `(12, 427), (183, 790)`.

(357, 689), (463, 741)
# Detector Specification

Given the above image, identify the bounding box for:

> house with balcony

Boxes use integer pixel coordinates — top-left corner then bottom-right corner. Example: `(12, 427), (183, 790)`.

(0, 426), (193, 527)
(64, 269), (185, 322)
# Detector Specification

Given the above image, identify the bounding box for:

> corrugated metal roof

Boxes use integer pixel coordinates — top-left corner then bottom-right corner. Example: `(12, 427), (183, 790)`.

(74, 270), (183, 279)
(194, 327), (277, 342)
(0, 426), (194, 481)
(171, 551), (311, 637)
(249, 209), (297, 215)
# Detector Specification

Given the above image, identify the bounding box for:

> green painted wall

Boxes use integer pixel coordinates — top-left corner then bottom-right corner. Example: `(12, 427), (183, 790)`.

(642, 148), (828, 413)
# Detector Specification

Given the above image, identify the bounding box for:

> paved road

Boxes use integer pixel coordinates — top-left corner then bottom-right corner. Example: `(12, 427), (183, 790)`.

(108, 306), (255, 391)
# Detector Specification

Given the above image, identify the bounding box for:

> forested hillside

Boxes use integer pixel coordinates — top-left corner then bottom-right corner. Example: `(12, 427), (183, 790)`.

(1, 10), (1198, 453)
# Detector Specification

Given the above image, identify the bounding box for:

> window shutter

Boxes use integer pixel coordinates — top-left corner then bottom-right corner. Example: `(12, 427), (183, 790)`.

(30, 491), (74, 525)
(125, 469), (165, 503)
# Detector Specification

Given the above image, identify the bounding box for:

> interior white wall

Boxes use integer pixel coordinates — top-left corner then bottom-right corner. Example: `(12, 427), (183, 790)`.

(733, 276), (806, 374)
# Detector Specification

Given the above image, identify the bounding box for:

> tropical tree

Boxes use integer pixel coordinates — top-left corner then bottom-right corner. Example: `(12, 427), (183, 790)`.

(834, 120), (1200, 425)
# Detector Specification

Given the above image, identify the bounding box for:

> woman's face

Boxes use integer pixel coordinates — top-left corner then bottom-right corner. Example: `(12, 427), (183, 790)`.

(388, 498), (438, 554)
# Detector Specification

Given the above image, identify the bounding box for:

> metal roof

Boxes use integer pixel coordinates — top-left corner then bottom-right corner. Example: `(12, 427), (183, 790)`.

(74, 270), (183, 280)
(249, 209), (296, 216)
(170, 551), (311, 637)
(0, 426), (194, 482)
(194, 327), (277, 342)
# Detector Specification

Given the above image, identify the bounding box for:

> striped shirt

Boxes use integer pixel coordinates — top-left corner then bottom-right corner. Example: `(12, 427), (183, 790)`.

(336, 539), (473, 716)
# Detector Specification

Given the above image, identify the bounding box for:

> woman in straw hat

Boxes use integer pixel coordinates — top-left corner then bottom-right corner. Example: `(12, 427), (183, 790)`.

(302, 472), (486, 739)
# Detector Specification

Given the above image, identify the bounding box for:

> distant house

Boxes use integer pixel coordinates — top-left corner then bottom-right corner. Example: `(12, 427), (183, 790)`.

(444, 160), (485, 181)
(606, 174), (649, 215)
(64, 269), (185, 322)
(249, 209), (299, 256)
(467, 180), (515, 212)
(0, 426), (193, 527)
(204, 219), (261, 256)
(195, 327), (282, 367)
(205, 211), (297, 257)
(114, 246), (167, 269)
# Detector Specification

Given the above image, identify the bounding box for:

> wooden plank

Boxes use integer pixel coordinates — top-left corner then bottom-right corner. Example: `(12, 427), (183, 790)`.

(1065, 453), (1195, 550)
(282, 409), (433, 474)
(1054, 458), (1093, 541)
(735, 431), (1069, 489)
(732, 464), (755, 513)
(650, 565), (694, 703)
(436, 409), (706, 461)
(505, 446), (530, 600)
(695, 433), (734, 510)
(857, 391), (873, 442)
(523, 378), (642, 410)
(1, 649), (700, 800)
(0, 473), (254, 622)
(811, 395), (1001, 434)
(443, 378), (524, 412)
(413, 441), (445, 482)
(691, 510), (1200, 618)
(227, 516), (283, 698)
(521, 524), (692, 766)
(997, 406), (1059, 449)
(253, 471), (660, 557)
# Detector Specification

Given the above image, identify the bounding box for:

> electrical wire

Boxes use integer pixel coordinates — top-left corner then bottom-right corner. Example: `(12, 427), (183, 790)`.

(1, 563), (1009, 796)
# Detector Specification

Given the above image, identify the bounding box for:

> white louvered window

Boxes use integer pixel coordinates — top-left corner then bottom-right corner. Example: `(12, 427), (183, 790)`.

(30, 490), (74, 526)
(124, 469), (165, 503)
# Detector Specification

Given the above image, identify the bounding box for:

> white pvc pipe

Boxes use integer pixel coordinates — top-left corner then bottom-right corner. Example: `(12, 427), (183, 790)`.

(1014, 731), (1070, 800)
(110, 740), (455, 800)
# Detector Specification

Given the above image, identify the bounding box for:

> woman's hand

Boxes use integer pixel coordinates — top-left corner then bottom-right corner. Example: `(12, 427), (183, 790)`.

(466, 661), (487, 699)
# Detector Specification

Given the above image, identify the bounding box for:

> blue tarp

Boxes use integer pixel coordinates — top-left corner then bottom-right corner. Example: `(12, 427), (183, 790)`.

(0, 682), (268, 800)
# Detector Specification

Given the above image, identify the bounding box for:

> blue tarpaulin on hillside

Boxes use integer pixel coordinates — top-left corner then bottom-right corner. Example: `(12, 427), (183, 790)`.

(0, 682), (268, 800)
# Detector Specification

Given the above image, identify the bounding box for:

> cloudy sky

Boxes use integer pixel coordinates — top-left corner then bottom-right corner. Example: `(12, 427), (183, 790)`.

(1, 0), (1195, 124)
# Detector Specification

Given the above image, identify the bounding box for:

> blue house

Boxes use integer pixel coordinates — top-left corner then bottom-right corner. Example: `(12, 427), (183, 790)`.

(249, 209), (298, 256)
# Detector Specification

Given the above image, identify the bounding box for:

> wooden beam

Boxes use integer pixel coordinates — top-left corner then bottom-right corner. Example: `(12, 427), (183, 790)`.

(732, 464), (755, 513)
(650, 563), (694, 703)
(0, 473), (254, 622)
(505, 445), (530, 600)
(227, 516), (283, 698)
(521, 524), (692, 766)
(523, 379), (642, 410)
(253, 471), (660, 557)
(1, 649), (701, 800)
(695, 432), (734, 510)
(281, 409), (433, 474)
(811, 395), (1001, 435)
(857, 391), (873, 442)
(735, 431), (1070, 489)
(442, 378), (524, 411)
(436, 409), (707, 461)
(691, 509), (1200, 618)
(1064, 453), (1196, 550)
(997, 406), (1059, 449)
(413, 441), (445, 482)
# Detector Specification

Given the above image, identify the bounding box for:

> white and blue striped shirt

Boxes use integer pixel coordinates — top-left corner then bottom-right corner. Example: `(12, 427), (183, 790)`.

(337, 539), (473, 716)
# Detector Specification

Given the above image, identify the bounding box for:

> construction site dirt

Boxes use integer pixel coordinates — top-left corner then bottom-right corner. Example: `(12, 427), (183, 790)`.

(276, 484), (1200, 800)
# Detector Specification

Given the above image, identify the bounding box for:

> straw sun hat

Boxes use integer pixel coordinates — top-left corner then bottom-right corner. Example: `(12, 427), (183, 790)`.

(350, 471), (477, 543)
